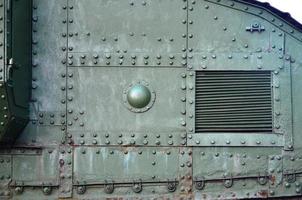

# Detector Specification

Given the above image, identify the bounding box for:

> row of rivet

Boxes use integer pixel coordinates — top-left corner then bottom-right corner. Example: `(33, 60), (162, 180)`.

(203, 0), (302, 41)
(67, 54), (186, 66)
(66, 0), (187, 56)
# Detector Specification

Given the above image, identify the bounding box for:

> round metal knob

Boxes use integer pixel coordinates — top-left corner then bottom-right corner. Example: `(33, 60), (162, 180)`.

(127, 84), (151, 109)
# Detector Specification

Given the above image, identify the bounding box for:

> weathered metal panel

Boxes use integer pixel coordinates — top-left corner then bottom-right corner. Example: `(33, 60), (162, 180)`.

(192, 147), (280, 199)
(67, 0), (187, 67)
(0, 0), (302, 199)
(12, 148), (59, 186)
(16, 0), (68, 146)
(67, 67), (186, 146)
(72, 146), (192, 198)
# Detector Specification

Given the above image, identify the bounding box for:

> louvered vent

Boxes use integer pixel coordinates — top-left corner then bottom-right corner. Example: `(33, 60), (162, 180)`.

(195, 71), (272, 133)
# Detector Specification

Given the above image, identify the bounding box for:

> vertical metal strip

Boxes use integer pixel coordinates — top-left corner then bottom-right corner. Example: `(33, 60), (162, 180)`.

(59, 0), (72, 198)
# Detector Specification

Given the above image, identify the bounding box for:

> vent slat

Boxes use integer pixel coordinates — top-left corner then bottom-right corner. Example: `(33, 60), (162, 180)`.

(196, 103), (272, 109)
(195, 71), (272, 133)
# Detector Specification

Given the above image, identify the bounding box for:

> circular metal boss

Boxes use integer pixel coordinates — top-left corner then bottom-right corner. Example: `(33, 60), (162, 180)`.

(123, 81), (155, 113)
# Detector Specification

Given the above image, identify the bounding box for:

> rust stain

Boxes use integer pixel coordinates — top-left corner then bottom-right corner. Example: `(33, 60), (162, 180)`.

(59, 159), (64, 167)
(270, 175), (276, 186)
(258, 190), (268, 197)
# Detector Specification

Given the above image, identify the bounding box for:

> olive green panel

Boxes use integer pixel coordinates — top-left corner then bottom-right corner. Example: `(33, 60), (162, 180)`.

(192, 147), (282, 199)
(15, 0), (68, 146)
(74, 147), (181, 182)
(73, 146), (192, 198)
(67, 0), (187, 67)
(67, 67), (186, 146)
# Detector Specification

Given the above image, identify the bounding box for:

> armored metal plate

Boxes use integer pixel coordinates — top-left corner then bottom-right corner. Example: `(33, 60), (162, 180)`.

(68, 0), (187, 67)
(188, 0), (284, 53)
(74, 147), (187, 183)
(193, 147), (281, 199)
(14, 0), (68, 146)
(67, 67), (186, 146)
(193, 148), (270, 179)
(1, 0), (302, 199)
(12, 148), (59, 186)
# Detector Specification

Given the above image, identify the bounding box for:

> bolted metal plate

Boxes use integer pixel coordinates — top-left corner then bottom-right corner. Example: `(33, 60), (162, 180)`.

(74, 147), (182, 183)
(188, 0), (285, 54)
(192, 147), (281, 199)
(12, 148), (59, 186)
(14, 0), (68, 146)
(66, 67), (186, 146)
(67, 0), (187, 67)
(1, 0), (302, 199)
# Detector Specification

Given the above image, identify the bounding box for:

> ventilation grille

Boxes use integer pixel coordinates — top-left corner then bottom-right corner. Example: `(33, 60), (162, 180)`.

(195, 71), (273, 133)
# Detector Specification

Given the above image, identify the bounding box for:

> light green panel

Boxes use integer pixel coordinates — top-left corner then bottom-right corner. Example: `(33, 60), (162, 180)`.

(12, 148), (59, 186)
(193, 148), (273, 179)
(67, 67), (186, 146)
(188, 0), (284, 53)
(284, 34), (302, 152)
(74, 147), (185, 183)
(193, 147), (282, 199)
(68, 0), (187, 67)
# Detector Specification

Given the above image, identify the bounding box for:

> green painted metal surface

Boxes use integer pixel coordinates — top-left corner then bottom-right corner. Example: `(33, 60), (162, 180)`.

(0, 0), (302, 199)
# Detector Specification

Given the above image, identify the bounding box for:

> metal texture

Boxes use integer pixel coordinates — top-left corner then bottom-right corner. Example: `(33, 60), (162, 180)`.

(0, 0), (302, 199)
(195, 70), (273, 133)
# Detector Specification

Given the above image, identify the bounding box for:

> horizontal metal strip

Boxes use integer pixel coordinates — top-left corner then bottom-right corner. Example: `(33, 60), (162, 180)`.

(195, 100), (271, 106)
(196, 83), (271, 88)
(196, 73), (271, 77)
(196, 124), (272, 128)
(196, 91), (271, 97)
(195, 114), (272, 120)
(196, 128), (272, 131)
(195, 79), (271, 84)
(196, 106), (271, 112)
(196, 77), (271, 81)
(196, 98), (271, 104)
(195, 111), (272, 116)
(195, 103), (272, 109)
(196, 87), (271, 95)
(195, 91), (270, 100)
(196, 71), (271, 74)
(195, 95), (271, 101)
(196, 85), (271, 93)
(196, 117), (272, 122)
(196, 130), (272, 133)
(196, 121), (272, 125)
(195, 84), (271, 89)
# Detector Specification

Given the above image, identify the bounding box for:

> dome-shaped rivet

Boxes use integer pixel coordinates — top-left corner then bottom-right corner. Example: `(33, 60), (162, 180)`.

(127, 85), (151, 109)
